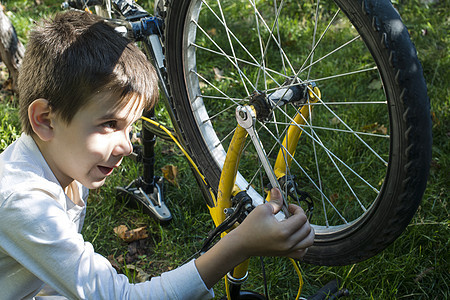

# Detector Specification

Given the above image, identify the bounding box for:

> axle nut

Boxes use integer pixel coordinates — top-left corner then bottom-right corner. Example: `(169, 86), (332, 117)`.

(238, 109), (248, 120)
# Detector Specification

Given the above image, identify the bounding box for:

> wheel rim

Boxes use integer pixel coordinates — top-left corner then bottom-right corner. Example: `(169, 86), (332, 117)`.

(179, 0), (392, 235)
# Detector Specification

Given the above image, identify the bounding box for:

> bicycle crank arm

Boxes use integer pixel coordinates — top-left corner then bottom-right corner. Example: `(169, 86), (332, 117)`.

(235, 105), (290, 218)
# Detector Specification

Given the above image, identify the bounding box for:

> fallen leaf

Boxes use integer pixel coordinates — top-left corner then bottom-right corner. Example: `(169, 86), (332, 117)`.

(414, 267), (434, 283)
(361, 122), (388, 134)
(124, 265), (151, 283)
(214, 67), (225, 81)
(329, 116), (340, 125)
(114, 225), (149, 242)
(213, 67), (233, 81)
(116, 254), (124, 264)
(2, 78), (13, 91)
(329, 193), (339, 203)
(368, 79), (382, 90)
(107, 255), (121, 272)
(207, 27), (217, 36)
(431, 111), (440, 126)
(161, 164), (179, 187)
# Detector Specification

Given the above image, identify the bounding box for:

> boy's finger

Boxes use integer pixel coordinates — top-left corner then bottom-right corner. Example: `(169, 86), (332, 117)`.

(288, 248), (309, 260)
(282, 213), (309, 238)
(288, 203), (306, 216)
(287, 223), (315, 249)
(268, 188), (283, 214)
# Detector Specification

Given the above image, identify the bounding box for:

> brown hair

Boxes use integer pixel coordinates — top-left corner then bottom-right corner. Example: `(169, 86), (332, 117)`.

(18, 10), (158, 135)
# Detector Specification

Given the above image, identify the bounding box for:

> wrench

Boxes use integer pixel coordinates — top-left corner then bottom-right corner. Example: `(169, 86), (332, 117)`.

(235, 105), (290, 218)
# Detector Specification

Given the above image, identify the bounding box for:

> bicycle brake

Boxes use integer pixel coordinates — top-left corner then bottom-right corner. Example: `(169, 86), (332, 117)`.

(199, 191), (254, 254)
(276, 175), (314, 221)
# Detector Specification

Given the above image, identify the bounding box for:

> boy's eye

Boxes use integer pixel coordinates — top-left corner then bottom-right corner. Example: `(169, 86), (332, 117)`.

(102, 121), (117, 129)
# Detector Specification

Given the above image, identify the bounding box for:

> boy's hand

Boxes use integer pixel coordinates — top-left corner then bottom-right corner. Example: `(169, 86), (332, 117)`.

(230, 188), (315, 260)
(195, 188), (314, 289)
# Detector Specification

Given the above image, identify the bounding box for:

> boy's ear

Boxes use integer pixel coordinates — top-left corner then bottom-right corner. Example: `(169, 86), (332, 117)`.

(28, 99), (55, 141)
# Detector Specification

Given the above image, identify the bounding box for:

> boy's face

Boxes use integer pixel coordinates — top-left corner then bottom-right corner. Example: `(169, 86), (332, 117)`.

(44, 93), (143, 189)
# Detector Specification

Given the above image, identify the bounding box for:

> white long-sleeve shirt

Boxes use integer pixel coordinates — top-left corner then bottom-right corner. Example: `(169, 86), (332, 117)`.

(0, 134), (213, 299)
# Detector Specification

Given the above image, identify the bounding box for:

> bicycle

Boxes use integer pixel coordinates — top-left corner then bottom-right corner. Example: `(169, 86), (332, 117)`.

(63, 0), (432, 298)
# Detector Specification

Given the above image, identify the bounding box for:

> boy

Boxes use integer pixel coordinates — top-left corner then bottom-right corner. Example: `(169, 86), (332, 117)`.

(0, 10), (314, 299)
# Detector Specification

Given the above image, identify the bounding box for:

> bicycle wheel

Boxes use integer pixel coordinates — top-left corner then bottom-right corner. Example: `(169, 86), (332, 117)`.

(162, 0), (431, 266)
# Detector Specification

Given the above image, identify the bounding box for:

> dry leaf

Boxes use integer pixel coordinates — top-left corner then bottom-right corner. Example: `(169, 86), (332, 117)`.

(329, 116), (340, 125)
(107, 254), (121, 272)
(161, 164), (179, 187)
(113, 225), (148, 242)
(329, 193), (339, 203)
(368, 79), (382, 90)
(207, 27), (217, 36)
(431, 111), (440, 126)
(124, 265), (151, 283)
(376, 124), (388, 135)
(214, 67), (225, 81)
(362, 122), (388, 134)
(213, 67), (233, 81)
(2, 78), (13, 91)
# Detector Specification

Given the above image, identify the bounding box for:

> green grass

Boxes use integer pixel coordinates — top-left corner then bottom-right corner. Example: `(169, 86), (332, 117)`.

(1, 0), (448, 299)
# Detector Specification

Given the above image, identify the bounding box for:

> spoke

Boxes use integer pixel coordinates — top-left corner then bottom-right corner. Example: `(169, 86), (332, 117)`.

(191, 70), (243, 107)
(203, 102), (240, 124)
(308, 103), (329, 226)
(300, 35), (361, 76)
(259, 122), (348, 224)
(274, 0), (287, 76)
(191, 43), (285, 87)
(191, 18), (257, 93)
(219, 126), (237, 146)
(246, 0), (296, 75)
(307, 0), (321, 80)
(298, 8), (341, 77)
(304, 7), (328, 219)
(300, 108), (368, 212)
(253, 0), (286, 88)
(302, 100), (387, 106)
(265, 121), (389, 139)
(306, 86), (388, 166)
(201, 95), (248, 102)
(303, 66), (378, 84)
(216, 0), (251, 95)
(270, 103), (380, 194)
(253, 0), (267, 91)
(197, 0), (287, 87)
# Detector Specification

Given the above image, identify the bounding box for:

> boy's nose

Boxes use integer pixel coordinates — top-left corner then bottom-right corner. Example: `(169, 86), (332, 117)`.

(113, 131), (133, 157)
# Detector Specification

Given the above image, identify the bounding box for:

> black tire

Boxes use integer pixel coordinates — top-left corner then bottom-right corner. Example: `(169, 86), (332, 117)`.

(162, 0), (431, 266)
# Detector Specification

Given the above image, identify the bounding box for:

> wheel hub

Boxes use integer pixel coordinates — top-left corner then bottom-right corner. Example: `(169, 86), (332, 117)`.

(249, 79), (320, 121)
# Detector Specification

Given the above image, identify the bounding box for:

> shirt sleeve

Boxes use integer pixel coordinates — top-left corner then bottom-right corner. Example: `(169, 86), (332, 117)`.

(0, 188), (214, 300)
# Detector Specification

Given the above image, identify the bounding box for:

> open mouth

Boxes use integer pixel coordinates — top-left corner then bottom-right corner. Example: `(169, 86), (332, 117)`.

(98, 166), (114, 176)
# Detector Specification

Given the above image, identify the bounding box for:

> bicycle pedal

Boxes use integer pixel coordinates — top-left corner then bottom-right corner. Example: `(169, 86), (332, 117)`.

(116, 177), (172, 223)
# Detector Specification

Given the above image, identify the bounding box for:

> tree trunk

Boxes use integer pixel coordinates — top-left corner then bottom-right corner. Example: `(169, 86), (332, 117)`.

(0, 5), (25, 95)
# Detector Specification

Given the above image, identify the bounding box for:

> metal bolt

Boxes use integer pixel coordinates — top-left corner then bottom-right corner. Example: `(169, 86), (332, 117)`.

(238, 109), (247, 120)
(224, 208), (234, 216)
